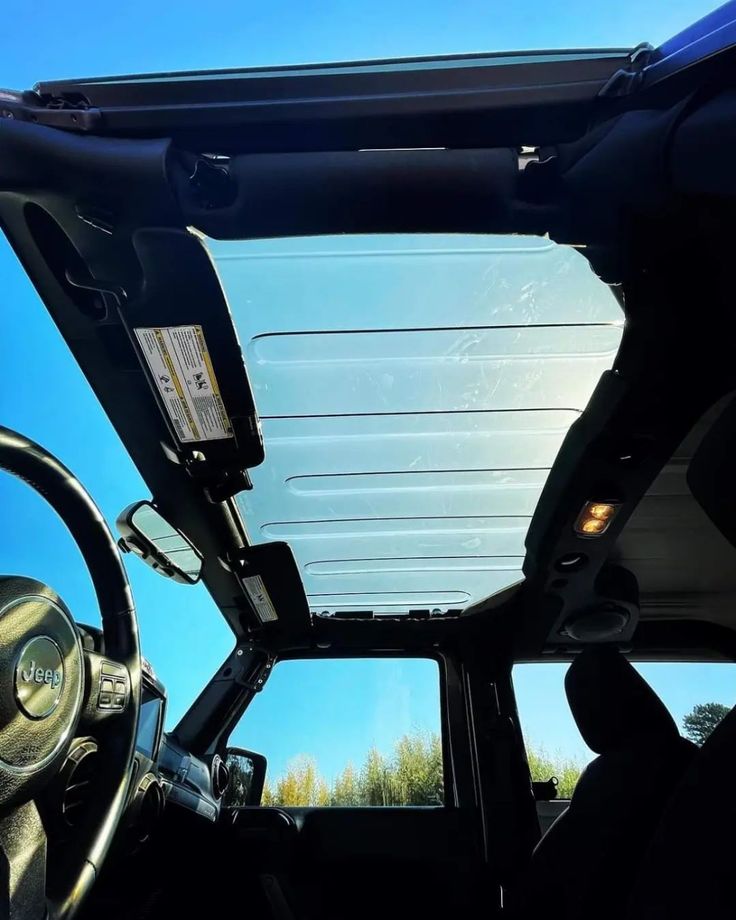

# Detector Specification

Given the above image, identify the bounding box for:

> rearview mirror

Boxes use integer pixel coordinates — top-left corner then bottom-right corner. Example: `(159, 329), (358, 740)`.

(116, 500), (203, 584)
(223, 748), (267, 807)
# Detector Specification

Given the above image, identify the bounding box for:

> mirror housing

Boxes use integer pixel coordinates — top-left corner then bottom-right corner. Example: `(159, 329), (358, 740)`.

(116, 500), (203, 584)
(223, 748), (267, 807)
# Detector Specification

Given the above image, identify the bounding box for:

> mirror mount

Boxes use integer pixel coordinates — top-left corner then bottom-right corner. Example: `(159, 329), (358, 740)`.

(117, 500), (203, 584)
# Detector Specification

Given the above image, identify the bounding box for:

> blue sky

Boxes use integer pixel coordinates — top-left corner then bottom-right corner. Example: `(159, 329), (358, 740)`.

(1, 0), (731, 779)
(0, 0), (721, 85)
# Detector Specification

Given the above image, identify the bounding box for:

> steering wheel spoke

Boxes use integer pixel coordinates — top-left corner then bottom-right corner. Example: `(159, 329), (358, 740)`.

(78, 650), (132, 732)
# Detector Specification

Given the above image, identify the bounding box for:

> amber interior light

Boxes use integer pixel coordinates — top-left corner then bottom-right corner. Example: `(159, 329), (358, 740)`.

(575, 501), (619, 536)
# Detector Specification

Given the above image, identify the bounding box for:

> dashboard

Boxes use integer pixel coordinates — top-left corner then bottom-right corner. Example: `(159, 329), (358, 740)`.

(134, 664), (225, 830)
(65, 632), (232, 919)
(73, 625), (227, 852)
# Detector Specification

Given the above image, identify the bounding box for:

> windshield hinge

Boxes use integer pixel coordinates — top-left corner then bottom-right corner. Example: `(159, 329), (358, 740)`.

(597, 43), (656, 98)
(0, 88), (102, 131)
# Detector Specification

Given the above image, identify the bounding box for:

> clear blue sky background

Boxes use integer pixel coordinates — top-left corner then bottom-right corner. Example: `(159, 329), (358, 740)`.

(1, 0), (733, 783)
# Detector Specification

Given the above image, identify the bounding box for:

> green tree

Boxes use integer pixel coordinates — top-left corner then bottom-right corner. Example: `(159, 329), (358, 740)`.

(392, 731), (444, 805)
(360, 747), (393, 805)
(258, 731), (583, 807)
(261, 778), (275, 806)
(331, 763), (359, 805)
(682, 702), (731, 746)
(273, 755), (330, 806)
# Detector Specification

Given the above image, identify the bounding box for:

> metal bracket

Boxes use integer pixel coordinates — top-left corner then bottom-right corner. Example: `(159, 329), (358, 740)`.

(235, 652), (274, 692)
(597, 43), (655, 98)
(189, 156), (237, 210)
(0, 88), (102, 131)
(181, 452), (253, 502)
(65, 268), (127, 308)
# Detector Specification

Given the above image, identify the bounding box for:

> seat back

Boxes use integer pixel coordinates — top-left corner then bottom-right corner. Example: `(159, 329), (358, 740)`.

(522, 647), (696, 920)
(628, 703), (736, 919)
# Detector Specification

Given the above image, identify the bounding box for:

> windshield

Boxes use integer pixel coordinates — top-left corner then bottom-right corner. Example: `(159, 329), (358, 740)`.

(209, 234), (623, 614)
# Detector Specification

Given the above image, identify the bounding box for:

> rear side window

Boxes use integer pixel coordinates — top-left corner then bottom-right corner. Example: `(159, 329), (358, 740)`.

(229, 657), (443, 806)
(513, 660), (735, 798)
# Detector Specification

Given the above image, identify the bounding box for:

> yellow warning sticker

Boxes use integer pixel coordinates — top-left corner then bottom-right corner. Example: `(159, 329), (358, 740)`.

(134, 325), (234, 443)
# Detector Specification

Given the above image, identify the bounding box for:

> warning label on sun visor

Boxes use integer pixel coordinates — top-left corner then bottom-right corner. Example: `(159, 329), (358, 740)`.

(134, 325), (234, 443)
(243, 575), (279, 623)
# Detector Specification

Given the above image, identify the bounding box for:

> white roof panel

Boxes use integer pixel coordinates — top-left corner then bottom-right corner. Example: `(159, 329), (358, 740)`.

(208, 234), (623, 614)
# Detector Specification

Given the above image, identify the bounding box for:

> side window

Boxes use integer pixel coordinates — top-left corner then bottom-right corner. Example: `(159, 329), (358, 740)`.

(513, 660), (735, 799)
(228, 657), (443, 807)
(636, 662), (734, 746)
(513, 663), (589, 799)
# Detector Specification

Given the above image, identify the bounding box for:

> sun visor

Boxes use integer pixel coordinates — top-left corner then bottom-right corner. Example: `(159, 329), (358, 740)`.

(118, 227), (264, 499)
(229, 541), (312, 641)
(687, 395), (736, 549)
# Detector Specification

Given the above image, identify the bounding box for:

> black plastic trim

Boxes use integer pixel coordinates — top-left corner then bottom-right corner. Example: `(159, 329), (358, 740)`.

(21, 50), (634, 150)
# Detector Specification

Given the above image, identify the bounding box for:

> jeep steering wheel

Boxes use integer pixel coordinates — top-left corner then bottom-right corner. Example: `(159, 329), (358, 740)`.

(0, 426), (141, 920)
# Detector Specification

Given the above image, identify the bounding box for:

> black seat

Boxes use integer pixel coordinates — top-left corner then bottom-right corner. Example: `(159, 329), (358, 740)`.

(628, 701), (736, 919)
(522, 646), (696, 920)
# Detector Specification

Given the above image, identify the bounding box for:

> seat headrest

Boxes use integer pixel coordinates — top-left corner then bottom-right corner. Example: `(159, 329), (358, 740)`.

(565, 646), (679, 754)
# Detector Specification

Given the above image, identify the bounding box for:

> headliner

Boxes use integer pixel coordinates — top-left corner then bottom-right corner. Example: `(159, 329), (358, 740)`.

(210, 232), (623, 615)
(616, 396), (736, 629)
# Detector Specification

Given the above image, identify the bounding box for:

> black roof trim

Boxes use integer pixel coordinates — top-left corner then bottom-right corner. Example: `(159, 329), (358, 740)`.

(22, 49), (635, 151)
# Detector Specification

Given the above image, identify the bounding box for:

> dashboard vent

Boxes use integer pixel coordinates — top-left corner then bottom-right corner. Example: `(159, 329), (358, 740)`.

(61, 739), (99, 829)
(212, 755), (230, 800)
(130, 773), (164, 848)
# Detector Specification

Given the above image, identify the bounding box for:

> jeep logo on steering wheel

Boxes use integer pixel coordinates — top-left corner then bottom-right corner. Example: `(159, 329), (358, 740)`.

(14, 636), (65, 719)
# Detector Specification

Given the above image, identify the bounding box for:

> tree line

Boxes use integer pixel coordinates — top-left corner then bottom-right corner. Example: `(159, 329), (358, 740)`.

(261, 730), (444, 807)
(258, 730), (580, 806)
(252, 702), (729, 807)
